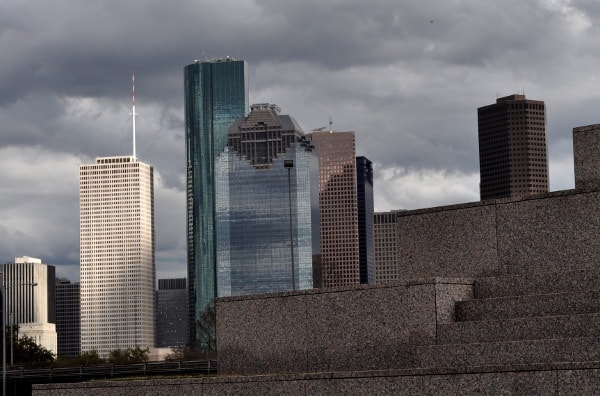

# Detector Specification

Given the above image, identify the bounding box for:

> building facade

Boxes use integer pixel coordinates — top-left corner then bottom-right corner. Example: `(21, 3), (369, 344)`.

(478, 94), (548, 200)
(79, 156), (155, 357)
(373, 212), (401, 283)
(156, 278), (189, 348)
(215, 103), (320, 295)
(2, 256), (57, 354)
(356, 156), (375, 284)
(55, 278), (80, 357)
(308, 131), (360, 288)
(184, 58), (249, 344)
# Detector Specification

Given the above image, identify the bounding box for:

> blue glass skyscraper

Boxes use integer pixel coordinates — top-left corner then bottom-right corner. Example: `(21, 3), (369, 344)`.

(184, 58), (248, 345)
(215, 104), (320, 295)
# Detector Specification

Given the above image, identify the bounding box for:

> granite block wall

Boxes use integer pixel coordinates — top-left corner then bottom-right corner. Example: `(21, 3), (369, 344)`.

(395, 202), (499, 280)
(573, 124), (600, 190)
(496, 190), (600, 274)
(216, 278), (472, 375)
(394, 188), (600, 279)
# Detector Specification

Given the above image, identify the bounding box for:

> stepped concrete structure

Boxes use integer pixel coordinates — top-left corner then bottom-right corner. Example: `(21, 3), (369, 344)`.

(34, 125), (600, 394)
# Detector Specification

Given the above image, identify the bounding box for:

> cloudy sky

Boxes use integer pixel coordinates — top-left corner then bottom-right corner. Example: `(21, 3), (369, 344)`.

(0, 0), (597, 281)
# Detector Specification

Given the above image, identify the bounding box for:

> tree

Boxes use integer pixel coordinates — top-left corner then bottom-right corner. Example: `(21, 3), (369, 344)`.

(4, 325), (55, 368)
(165, 346), (205, 361)
(108, 347), (149, 364)
(14, 336), (55, 366)
(195, 304), (216, 357)
(74, 350), (104, 366)
(54, 350), (104, 367)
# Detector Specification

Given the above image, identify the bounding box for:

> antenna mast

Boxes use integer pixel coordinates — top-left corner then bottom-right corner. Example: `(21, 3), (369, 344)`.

(131, 73), (137, 159)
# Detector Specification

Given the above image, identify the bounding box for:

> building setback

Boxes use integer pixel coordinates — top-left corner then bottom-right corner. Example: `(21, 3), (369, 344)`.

(308, 131), (360, 288)
(356, 156), (374, 284)
(184, 58), (249, 345)
(156, 278), (189, 348)
(2, 256), (57, 354)
(55, 278), (80, 357)
(216, 103), (320, 295)
(79, 156), (155, 357)
(477, 94), (548, 200)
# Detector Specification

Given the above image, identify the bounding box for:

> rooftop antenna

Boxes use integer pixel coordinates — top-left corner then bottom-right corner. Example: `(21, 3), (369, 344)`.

(131, 73), (137, 159)
(329, 116), (333, 133)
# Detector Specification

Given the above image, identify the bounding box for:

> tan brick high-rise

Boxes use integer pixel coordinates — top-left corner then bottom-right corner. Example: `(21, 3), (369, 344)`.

(308, 131), (359, 287)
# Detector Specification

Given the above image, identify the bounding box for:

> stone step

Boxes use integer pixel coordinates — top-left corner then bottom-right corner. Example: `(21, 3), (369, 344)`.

(474, 269), (600, 299)
(455, 290), (600, 321)
(417, 337), (600, 369)
(437, 313), (600, 344)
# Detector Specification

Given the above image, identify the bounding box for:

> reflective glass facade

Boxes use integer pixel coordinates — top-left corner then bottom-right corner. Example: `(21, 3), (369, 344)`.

(215, 104), (320, 295)
(184, 59), (248, 343)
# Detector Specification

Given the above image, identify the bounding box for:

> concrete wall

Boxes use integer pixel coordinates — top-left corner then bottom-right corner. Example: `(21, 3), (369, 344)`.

(573, 124), (600, 190)
(216, 278), (473, 375)
(394, 188), (600, 279)
(214, 185), (600, 377)
(33, 365), (600, 395)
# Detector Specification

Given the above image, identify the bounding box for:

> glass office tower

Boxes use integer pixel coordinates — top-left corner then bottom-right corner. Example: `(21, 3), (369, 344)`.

(184, 58), (248, 344)
(356, 156), (375, 284)
(215, 104), (320, 295)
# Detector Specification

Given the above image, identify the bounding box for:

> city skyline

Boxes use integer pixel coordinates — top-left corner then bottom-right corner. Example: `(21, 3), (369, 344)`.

(0, 1), (597, 282)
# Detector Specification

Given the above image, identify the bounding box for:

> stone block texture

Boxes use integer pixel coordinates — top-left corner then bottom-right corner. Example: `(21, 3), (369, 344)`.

(393, 189), (600, 279)
(395, 202), (499, 280)
(496, 190), (600, 274)
(217, 278), (472, 375)
(573, 124), (600, 190)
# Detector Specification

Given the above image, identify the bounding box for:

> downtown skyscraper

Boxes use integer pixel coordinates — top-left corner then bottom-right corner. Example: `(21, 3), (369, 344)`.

(215, 103), (320, 295)
(2, 256), (57, 354)
(356, 156), (374, 284)
(309, 131), (361, 288)
(478, 94), (548, 200)
(184, 58), (249, 344)
(79, 156), (155, 357)
(55, 278), (80, 357)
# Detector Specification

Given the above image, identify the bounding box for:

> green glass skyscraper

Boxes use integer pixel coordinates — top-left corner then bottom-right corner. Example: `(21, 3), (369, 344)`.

(184, 58), (248, 345)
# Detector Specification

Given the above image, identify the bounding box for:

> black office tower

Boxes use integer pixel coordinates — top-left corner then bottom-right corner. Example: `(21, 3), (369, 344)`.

(356, 156), (374, 284)
(478, 94), (548, 200)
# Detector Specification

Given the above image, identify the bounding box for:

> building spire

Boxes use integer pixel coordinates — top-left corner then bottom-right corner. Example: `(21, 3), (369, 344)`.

(131, 73), (137, 159)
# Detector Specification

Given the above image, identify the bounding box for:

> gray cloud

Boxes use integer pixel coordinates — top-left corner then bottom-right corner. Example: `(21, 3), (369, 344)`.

(0, 0), (597, 278)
